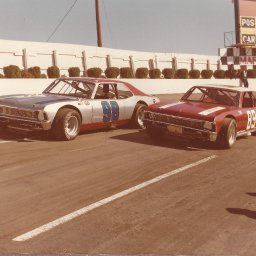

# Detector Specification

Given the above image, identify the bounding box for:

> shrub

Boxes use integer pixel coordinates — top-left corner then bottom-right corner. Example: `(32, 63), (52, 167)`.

(175, 69), (189, 79)
(224, 69), (238, 79)
(87, 67), (102, 78)
(225, 68), (237, 79)
(0, 74), (4, 78)
(120, 67), (134, 78)
(135, 67), (149, 79)
(28, 66), (41, 78)
(189, 69), (200, 79)
(21, 69), (34, 78)
(3, 65), (22, 78)
(162, 68), (175, 79)
(105, 67), (120, 78)
(214, 69), (225, 79)
(247, 69), (256, 78)
(47, 66), (60, 78)
(68, 67), (80, 77)
(201, 69), (213, 79)
(149, 69), (161, 79)
(41, 74), (47, 79)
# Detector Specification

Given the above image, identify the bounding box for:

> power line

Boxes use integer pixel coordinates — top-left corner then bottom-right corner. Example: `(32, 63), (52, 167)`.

(46, 0), (78, 42)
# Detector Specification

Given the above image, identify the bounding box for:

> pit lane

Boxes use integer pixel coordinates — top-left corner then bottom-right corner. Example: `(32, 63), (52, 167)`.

(1, 95), (256, 255)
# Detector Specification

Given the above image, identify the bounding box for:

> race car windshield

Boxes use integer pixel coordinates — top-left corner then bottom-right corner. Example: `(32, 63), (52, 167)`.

(43, 79), (96, 99)
(181, 87), (240, 106)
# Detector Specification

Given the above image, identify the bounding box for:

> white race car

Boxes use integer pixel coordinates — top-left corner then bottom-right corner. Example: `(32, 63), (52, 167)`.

(0, 77), (159, 140)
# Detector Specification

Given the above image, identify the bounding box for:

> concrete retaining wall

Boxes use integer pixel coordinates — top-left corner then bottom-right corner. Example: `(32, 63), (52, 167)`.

(0, 78), (253, 97)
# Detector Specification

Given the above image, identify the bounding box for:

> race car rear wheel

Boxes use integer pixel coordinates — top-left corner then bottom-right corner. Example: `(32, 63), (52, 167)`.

(52, 108), (81, 141)
(217, 118), (236, 149)
(131, 103), (147, 129)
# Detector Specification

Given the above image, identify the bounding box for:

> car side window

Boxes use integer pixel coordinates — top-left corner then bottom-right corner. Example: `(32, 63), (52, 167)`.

(116, 83), (133, 99)
(186, 87), (204, 101)
(242, 92), (254, 108)
(94, 84), (117, 99)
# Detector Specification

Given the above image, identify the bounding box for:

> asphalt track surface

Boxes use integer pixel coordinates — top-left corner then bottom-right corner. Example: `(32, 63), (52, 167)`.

(1, 94), (256, 256)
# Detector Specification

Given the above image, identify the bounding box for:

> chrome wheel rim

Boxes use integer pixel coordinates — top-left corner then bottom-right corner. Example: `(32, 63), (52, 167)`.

(138, 108), (145, 128)
(229, 124), (236, 146)
(64, 115), (79, 137)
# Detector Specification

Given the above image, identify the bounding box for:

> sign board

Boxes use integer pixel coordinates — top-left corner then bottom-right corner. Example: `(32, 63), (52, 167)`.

(234, 0), (256, 46)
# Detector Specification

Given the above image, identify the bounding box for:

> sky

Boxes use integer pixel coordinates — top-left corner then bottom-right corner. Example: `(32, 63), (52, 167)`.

(0, 0), (235, 56)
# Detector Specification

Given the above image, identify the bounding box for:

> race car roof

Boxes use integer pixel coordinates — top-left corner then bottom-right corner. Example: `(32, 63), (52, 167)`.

(194, 84), (256, 92)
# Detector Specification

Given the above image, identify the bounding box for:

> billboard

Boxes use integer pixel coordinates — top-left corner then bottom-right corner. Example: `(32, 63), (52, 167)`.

(234, 0), (256, 46)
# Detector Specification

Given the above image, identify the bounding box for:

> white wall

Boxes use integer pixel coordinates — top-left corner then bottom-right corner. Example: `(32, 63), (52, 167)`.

(0, 39), (223, 77)
(0, 78), (253, 97)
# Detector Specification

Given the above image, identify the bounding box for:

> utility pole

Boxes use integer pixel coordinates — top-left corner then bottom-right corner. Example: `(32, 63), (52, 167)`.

(95, 0), (102, 47)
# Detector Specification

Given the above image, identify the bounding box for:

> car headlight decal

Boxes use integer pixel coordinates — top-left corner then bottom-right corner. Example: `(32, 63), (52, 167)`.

(203, 121), (215, 131)
(37, 110), (47, 121)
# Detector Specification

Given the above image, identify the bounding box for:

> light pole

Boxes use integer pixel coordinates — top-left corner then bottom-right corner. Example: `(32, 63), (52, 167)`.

(95, 0), (102, 47)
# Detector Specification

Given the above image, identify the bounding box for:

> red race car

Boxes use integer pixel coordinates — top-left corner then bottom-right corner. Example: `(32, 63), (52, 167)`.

(143, 85), (256, 148)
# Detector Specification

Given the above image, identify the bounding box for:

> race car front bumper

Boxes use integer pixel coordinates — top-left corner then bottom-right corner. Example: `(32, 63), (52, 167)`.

(0, 115), (51, 132)
(143, 116), (218, 142)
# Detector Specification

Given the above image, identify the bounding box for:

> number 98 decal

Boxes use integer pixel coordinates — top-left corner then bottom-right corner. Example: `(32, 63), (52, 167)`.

(246, 110), (256, 130)
(101, 101), (119, 122)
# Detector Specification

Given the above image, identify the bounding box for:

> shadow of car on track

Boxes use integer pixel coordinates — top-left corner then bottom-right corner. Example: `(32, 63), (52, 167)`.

(226, 208), (256, 220)
(0, 126), (119, 142)
(0, 127), (251, 146)
(110, 130), (220, 151)
(247, 192), (256, 197)
(226, 192), (256, 220)
(0, 129), (36, 142)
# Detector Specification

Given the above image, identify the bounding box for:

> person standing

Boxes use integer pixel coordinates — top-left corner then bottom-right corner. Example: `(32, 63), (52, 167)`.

(238, 66), (249, 87)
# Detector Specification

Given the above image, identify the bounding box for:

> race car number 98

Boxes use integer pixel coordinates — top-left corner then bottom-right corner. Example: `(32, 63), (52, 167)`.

(247, 110), (256, 130)
(101, 101), (119, 122)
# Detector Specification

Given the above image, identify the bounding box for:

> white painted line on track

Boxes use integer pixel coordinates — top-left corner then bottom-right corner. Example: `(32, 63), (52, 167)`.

(13, 154), (217, 242)
(0, 141), (12, 144)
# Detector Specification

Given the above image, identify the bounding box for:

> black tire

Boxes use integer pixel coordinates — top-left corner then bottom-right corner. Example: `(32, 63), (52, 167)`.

(217, 118), (237, 149)
(131, 103), (147, 129)
(52, 108), (81, 141)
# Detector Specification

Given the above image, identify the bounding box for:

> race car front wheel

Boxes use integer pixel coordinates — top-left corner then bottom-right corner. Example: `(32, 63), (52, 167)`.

(217, 118), (236, 149)
(131, 103), (147, 129)
(52, 108), (81, 141)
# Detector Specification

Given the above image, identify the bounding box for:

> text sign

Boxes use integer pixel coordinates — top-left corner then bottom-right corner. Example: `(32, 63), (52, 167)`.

(241, 17), (255, 28)
(241, 34), (256, 44)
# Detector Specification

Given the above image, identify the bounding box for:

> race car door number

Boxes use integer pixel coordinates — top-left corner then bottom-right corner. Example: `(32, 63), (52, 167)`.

(246, 109), (256, 130)
(101, 101), (119, 122)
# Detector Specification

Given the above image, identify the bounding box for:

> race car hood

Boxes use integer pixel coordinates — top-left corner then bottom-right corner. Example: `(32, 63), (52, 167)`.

(0, 94), (75, 110)
(146, 100), (233, 121)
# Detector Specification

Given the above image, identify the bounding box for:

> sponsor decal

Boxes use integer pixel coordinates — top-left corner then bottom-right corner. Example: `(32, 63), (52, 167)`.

(159, 102), (184, 109)
(199, 107), (225, 116)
